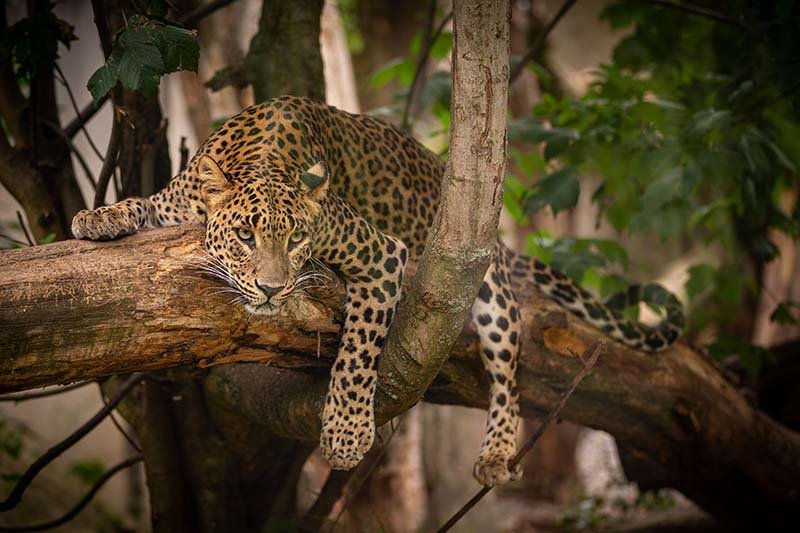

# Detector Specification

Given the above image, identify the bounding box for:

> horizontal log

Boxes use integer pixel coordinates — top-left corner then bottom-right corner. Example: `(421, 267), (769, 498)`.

(1, 226), (798, 525)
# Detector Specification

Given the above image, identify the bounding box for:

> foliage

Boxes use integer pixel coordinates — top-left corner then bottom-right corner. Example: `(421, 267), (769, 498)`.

(70, 459), (107, 486)
(507, 1), (800, 372)
(0, 3), (76, 83)
(0, 420), (23, 460)
(88, 15), (198, 104)
(368, 19), (452, 133)
(370, 1), (799, 374)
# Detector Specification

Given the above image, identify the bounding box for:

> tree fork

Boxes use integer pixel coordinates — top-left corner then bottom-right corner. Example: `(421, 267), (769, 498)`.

(1, 226), (799, 524)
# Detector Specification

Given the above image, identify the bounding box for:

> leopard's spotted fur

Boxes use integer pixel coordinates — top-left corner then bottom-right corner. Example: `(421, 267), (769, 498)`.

(72, 96), (683, 486)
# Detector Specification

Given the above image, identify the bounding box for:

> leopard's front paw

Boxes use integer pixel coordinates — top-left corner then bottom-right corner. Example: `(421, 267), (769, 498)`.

(71, 207), (139, 240)
(473, 454), (523, 487)
(319, 397), (375, 470)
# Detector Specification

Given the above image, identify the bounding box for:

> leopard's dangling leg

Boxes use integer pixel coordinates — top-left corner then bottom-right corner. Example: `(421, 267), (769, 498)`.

(471, 243), (522, 486)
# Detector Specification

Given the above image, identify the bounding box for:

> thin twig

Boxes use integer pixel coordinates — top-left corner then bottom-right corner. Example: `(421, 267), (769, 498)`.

(100, 387), (142, 453)
(0, 455), (143, 532)
(401, 8), (453, 131)
(54, 63), (104, 162)
(0, 374), (145, 512)
(41, 119), (97, 188)
(180, 0), (239, 29)
(0, 380), (97, 402)
(0, 233), (29, 247)
(94, 109), (123, 208)
(15, 211), (34, 246)
(436, 341), (604, 533)
(325, 418), (404, 532)
(64, 96), (109, 140)
(509, 0), (578, 84)
(636, 0), (748, 30)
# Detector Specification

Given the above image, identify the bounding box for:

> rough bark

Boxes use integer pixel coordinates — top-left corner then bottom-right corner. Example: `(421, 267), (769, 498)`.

(374, 0), (511, 421)
(244, 0), (326, 103)
(2, 226), (800, 525)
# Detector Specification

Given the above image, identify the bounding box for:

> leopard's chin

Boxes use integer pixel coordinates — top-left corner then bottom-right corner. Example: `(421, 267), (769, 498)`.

(244, 302), (282, 316)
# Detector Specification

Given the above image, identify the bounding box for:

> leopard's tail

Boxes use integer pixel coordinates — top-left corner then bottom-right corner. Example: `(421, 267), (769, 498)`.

(501, 243), (683, 352)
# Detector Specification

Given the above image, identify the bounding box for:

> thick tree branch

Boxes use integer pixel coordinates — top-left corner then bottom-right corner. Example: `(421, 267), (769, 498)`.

(1, 226), (799, 525)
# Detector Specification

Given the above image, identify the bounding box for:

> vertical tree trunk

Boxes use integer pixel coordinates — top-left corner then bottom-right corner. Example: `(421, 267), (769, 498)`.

(245, 0), (326, 103)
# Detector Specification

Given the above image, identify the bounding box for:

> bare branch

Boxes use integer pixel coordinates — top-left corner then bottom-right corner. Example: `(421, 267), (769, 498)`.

(400, 3), (452, 131)
(41, 119), (97, 188)
(15, 211), (34, 247)
(0, 455), (143, 532)
(509, 0), (578, 84)
(64, 96), (109, 140)
(636, 0), (748, 29)
(54, 63), (105, 162)
(0, 374), (145, 512)
(93, 109), (123, 208)
(436, 341), (603, 532)
(180, 0), (240, 29)
(0, 380), (97, 402)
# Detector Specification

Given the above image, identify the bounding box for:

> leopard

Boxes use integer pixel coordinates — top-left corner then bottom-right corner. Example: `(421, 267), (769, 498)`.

(72, 95), (683, 486)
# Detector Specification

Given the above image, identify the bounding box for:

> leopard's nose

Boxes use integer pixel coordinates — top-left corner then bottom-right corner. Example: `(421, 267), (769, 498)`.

(256, 281), (284, 298)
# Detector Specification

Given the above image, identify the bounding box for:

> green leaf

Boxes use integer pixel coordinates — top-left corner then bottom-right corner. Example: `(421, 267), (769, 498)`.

(770, 303), (799, 325)
(87, 56), (120, 105)
(685, 264), (715, 300)
(523, 167), (580, 215)
(37, 233), (56, 244)
(0, 424), (22, 460)
(370, 58), (405, 89)
(70, 460), (106, 486)
(116, 28), (165, 97)
(87, 20), (199, 102)
(151, 24), (199, 73)
(544, 134), (571, 160)
(430, 31), (452, 60)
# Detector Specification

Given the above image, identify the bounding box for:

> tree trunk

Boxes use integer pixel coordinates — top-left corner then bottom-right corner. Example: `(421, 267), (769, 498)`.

(1, 226), (799, 526)
(244, 0), (326, 103)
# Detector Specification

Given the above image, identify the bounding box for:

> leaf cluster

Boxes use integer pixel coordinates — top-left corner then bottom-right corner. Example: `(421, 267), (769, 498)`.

(88, 15), (199, 104)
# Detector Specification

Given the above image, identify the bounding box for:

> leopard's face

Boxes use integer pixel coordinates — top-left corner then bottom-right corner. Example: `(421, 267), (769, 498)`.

(199, 156), (328, 315)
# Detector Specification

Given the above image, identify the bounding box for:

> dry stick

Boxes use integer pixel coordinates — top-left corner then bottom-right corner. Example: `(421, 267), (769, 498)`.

(0, 233), (28, 247)
(509, 0), (578, 84)
(636, 0), (748, 29)
(0, 455), (143, 532)
(15, 211), (34, 246)
(401, 9), (454, 132)
(93, 110), (123, 209)
(0, 380), (97, 402)
(54, 64), (105, 162)
(0, 374), (145, 512)
(180, 0), (239, 29)
(41, 119), (97, 188)
(99, 387), (143, 453)
(64, 95), (108, 140)
(400, 0), (438, 131)
(436, 341), (604, 533)
(324, 419), (404, 532)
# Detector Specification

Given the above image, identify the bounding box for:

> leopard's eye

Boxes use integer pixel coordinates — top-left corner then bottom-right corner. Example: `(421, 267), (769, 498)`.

(288, 231), (307, 249)
(236, 228), (253, 242)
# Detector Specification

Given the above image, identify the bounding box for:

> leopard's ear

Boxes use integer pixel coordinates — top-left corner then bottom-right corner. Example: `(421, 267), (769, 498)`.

(197, 155), (231, 211)
(299, 160), (329, 202)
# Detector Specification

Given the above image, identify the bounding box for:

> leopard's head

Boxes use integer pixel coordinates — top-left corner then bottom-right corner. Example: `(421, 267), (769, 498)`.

(198, 155), (329, 315)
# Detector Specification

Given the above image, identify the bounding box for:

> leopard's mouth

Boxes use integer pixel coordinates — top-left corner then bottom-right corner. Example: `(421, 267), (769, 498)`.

(244, 301), (281, 316)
